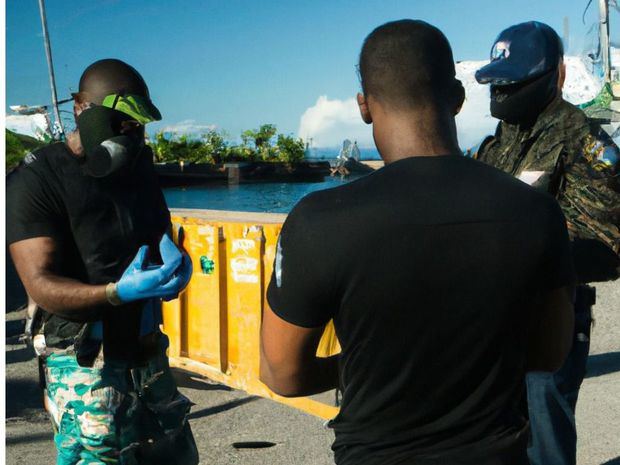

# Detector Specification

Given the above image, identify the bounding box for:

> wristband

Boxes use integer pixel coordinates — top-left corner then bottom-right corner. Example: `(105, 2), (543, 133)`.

(106, 282), (123, 306)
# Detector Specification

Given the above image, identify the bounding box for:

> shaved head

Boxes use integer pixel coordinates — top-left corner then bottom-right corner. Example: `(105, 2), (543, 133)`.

(359, 20), (460, 111)
(78, 59), (151, 104)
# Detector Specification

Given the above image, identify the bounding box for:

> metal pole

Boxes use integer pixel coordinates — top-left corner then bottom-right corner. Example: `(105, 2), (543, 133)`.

(37, 0), (64, 139)
(563, 16), (570, 53)
(599, 0), (611, 84)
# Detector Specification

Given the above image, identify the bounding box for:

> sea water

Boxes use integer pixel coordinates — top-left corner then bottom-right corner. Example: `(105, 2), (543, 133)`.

(164, 149), (378, 213)
(310, 147), (381, 160)
(164, 173), (366, 213)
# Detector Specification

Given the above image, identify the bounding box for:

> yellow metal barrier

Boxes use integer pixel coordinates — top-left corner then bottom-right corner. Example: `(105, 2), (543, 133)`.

(163, 209), (341, 420)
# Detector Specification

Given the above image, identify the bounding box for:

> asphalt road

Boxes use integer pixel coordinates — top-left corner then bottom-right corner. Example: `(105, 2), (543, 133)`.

(5, 281), (620, 465)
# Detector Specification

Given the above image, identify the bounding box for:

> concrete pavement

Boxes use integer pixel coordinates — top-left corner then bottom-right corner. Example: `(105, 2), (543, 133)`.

(5, 281), (620, 464)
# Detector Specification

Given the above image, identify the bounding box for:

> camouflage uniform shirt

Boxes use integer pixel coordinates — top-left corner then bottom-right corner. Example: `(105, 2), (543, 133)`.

(476, 97), (620, 256)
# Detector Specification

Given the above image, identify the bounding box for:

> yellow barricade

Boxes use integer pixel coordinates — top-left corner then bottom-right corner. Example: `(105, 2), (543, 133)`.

(162, 209), (341, 420)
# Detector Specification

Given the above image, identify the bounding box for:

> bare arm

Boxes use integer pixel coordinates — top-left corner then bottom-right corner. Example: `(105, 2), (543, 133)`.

(526, 286), (575, 372)
(260, 305), (339, 398)
(10, 237), (108, 322)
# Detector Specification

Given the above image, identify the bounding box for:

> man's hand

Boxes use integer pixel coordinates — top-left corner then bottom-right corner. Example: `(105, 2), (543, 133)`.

(115, 234), (193, 303)
(10, 233), (192, 322)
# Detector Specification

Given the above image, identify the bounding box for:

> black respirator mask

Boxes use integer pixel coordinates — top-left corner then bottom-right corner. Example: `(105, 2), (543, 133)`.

(490, 68), (559, 126)
(77, 106), (145, 177)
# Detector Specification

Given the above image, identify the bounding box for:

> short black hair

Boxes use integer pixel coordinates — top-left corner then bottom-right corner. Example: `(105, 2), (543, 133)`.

(359, 20), (458, 110)
(79, 59), (150, 104)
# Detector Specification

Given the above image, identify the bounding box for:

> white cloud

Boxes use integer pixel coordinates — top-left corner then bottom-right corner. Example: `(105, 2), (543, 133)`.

(562, 55), (602, 104)
(297, 96), (373, 148)
(161, 119), (217, 136)
(297, 56), (603, 151)
(455, 60), (499, 150)
(6, 114), (50, 140)
(296, 85), (495, 150)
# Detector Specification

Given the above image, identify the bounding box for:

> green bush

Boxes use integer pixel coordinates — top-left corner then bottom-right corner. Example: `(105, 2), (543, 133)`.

(224, 144), (255, 162)
(275, 134), (305, 163)
(150, 124), (306, 164)
(6, 129), (46, 171)
(6, 125), (304, 171)
(152, 131), (218, 164)
(242, 124), (277, 150)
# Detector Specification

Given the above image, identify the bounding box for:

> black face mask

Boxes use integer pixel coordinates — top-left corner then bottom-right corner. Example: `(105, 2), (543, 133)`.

(490, 69), (559, 126)
(77, 106), (144, 177)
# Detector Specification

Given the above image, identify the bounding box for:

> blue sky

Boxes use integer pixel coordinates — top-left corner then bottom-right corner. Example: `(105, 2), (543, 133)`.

(6, 0), (604, 145)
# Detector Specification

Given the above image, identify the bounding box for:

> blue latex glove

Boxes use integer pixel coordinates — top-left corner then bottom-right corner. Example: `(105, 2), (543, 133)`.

(116, 234), (193, 303)
(162, 252), (193, 301)
(161, 226), (193, 300)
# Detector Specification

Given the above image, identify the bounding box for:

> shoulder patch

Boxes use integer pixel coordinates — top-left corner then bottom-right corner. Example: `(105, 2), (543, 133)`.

(581, 133), (619, 172)
(275, 237), (283, 288)
(23, 151), (37, 165)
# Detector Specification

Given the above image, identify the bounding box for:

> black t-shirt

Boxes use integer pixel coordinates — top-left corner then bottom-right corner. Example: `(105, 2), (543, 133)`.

(267, 155), (575, 465)
(6, 142), (170, 363)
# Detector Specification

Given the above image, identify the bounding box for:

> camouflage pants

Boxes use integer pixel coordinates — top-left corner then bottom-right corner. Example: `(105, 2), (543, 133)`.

(44, 338), (198, 465)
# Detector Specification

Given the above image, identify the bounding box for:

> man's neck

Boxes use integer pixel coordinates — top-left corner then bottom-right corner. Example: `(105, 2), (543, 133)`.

(530, 94), (564, 129)
(65, 130), (84, 157)
(372, 109), (461, 164)
(502, 95), (565, 134)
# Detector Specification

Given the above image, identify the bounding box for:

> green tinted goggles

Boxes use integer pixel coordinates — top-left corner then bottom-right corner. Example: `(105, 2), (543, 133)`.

(101, 93), (162, 125)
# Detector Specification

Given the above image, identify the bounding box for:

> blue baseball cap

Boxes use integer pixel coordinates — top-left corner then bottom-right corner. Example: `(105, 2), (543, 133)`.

(475, 21), (564, 86)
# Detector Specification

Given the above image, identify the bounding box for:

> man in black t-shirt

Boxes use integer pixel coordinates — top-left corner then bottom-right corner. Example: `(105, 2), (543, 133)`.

(260, 20), (575, 465)
(7, 60), (198, 465)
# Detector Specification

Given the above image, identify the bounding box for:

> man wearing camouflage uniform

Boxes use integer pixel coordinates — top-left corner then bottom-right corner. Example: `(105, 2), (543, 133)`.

(473, 21), (620, 465)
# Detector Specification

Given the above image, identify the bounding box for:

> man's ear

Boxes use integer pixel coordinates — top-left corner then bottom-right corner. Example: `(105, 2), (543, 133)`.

(357, 92), (372, 124)
(452, 80), (465, 116)
(558, 62), (566, 91)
